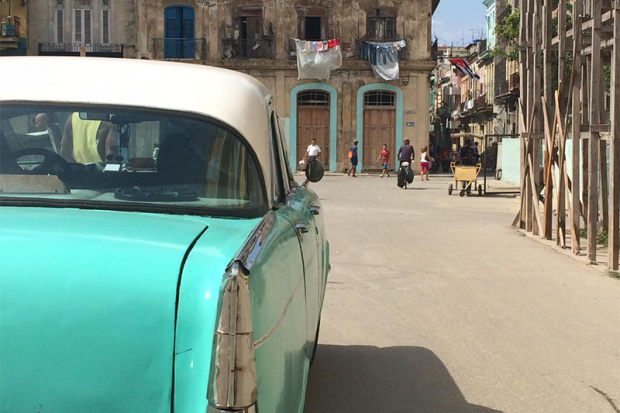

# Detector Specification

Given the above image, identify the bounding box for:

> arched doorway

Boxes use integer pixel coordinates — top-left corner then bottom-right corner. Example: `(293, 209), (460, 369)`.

(362, 90), (396, 170)
(164, 6), (195, 59)
(297, 90), (331, 169)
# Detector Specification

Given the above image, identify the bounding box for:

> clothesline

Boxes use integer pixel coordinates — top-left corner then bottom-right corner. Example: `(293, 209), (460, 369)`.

(290, 38), (340, 54)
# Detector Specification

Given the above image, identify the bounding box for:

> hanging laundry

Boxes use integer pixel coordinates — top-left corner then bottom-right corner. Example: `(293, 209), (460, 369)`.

(330, 45), (343, 70)
(361, 40), (407, 81)
(294, 38), (342, 81)
(327, 39), (340, 48)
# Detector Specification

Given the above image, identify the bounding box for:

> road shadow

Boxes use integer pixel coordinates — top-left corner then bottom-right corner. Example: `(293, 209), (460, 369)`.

(304, 345), (503, 413)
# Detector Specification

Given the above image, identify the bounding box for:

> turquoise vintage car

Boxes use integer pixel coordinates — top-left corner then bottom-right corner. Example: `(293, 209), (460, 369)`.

(0, 57), (329, 413)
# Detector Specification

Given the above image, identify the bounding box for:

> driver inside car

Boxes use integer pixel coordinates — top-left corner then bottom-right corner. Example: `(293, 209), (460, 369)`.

(60, 113), (119, 164)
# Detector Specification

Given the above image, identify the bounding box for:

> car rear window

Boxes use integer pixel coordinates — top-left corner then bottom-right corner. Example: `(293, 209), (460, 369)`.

(0, 104), (267, 217)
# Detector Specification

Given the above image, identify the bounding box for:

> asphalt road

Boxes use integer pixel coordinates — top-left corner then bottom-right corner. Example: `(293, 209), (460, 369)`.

(302, 174), (620, 413)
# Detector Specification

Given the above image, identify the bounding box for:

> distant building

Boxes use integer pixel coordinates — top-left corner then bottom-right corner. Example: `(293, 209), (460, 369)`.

(23, 0), (443, 173)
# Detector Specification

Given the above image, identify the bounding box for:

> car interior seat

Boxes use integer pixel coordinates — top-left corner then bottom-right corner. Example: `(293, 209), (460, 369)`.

(156, 133), (206, 184)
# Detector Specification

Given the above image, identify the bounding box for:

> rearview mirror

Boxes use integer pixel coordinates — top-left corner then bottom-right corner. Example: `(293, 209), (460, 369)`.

(79, 112), (111, 122)
(305, 160), (325, 183)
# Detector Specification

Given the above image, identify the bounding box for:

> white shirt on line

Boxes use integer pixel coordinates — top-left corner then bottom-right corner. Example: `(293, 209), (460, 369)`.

(307, 144), (321, 157)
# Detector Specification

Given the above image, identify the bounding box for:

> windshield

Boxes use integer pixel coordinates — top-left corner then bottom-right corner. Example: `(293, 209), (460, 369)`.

(0, 105), (267, 217)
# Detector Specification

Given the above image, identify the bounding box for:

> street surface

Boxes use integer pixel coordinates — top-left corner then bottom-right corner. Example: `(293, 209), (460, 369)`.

(302, 174), (620, 413)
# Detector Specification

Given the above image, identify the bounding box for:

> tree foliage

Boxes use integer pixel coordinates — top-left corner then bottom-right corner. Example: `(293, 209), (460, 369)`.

(491, 6), (520, 61)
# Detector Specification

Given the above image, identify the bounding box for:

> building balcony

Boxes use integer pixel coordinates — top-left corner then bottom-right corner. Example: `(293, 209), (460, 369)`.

(1, 16), (21, 38)
(153, 38), (207, 60)
(222, 38), (274, 59)
(0, 15), (26, 55)
(38, 43), (124, 58)
(509, 72), (520, 90)
(495, 72), (520, 106)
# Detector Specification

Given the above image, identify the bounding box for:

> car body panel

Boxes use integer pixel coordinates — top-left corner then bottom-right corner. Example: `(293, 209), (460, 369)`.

(0, 207), (210, 413)
(249, 210), (308, 413)
(173, 217), (262, 413)
(287, 187), (327, 353)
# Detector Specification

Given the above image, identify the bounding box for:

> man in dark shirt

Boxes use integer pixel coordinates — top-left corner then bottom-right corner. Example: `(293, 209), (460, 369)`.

(458, 138), (478, 166)
(398, 138), (416, 166)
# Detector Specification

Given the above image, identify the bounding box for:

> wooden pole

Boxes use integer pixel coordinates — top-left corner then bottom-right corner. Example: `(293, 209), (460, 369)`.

(600, 140), (609, 232)
(609, 0), (620, 270)
(556, 0), (569, 244)
(558, 0), (568, 113)
(532, 0), (544, 236)
(588, 0), (602, 263)
(518, 0), (529, 229)
(524, 0), (535, 232)
(542, 0), (554, 240)
(571, 13), (584, 255)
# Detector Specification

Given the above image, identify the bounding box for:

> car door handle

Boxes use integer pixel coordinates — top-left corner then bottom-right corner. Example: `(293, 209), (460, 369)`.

(295, 223), (310, 235)
(309, 206), (321, 215)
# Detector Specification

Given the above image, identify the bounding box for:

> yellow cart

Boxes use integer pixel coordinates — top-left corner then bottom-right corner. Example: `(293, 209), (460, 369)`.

(448, 162), (483, 197)
(449, 132), (484, 197)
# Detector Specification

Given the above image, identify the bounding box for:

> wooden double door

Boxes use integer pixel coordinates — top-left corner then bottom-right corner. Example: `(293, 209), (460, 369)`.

(363, 107), (396, 170)
(297, 91), (330, 168)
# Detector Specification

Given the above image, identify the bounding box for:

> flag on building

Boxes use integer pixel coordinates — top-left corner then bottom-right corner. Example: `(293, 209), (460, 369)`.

(449, 58), (480, 81)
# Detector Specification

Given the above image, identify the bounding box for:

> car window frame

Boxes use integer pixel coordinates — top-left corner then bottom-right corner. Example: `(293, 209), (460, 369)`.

(0, 102), (270, 218)
(275, 113), (297, 188)
(269, 109), (290, 205)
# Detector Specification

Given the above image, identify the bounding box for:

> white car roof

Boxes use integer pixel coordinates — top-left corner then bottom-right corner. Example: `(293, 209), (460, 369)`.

(0, 57), (274, 197)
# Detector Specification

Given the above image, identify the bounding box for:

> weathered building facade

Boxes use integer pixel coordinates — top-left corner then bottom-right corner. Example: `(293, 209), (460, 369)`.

(24, 0), (440, 172)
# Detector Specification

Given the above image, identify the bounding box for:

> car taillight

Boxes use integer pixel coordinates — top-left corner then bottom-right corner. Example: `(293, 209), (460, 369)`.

(207, 261), (258, 412)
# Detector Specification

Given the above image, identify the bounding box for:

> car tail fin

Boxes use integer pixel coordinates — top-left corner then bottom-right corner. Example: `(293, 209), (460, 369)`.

(207, 261), (258, 412)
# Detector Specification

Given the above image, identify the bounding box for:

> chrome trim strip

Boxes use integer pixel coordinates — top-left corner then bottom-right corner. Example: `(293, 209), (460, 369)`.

(253, 275), (304, 349)
(235, 210), (277, 271)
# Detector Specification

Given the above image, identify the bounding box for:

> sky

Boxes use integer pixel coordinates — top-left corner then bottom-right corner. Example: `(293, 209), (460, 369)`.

(432, 0), (489, 47)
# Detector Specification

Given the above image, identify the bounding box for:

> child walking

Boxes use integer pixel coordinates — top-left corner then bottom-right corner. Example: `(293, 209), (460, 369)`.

(420, 146), (433, 181)
(376, 144), (391, 178)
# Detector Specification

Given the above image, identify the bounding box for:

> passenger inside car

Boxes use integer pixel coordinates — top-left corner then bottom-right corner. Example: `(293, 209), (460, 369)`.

(60, 113), (119, 164)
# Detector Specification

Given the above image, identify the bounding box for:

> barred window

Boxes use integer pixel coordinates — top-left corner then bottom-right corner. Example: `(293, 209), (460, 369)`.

(298, 91), (330, 107)
(364, 90), (396, 107)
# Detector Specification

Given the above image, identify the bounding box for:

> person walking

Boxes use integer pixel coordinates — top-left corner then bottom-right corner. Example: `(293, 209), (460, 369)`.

(376, 143), (391, 178)
(347, 140), (359, 177)
(397, 138), (415, 167)
(304, 138), (321, 163)
(420, 146), (433, 181)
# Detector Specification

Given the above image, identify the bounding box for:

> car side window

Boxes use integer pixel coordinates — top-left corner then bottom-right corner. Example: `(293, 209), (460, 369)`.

(270, 112), (289, 203)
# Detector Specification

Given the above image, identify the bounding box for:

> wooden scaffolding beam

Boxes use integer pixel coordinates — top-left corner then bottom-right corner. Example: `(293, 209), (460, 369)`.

(514, 0), (618, 270)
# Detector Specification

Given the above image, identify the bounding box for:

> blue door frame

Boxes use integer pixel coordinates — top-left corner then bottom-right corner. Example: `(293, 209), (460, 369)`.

(290, 83), (338, 172)
(356, 84), (404, 171)
(164, 6), (195, 59)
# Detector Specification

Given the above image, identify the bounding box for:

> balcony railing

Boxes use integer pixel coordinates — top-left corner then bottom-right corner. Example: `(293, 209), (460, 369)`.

(222, 38), (274, 59)
(1, 16), (21, 38)
(38, 43), (124, 57)
(153, 38), (207, 60)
